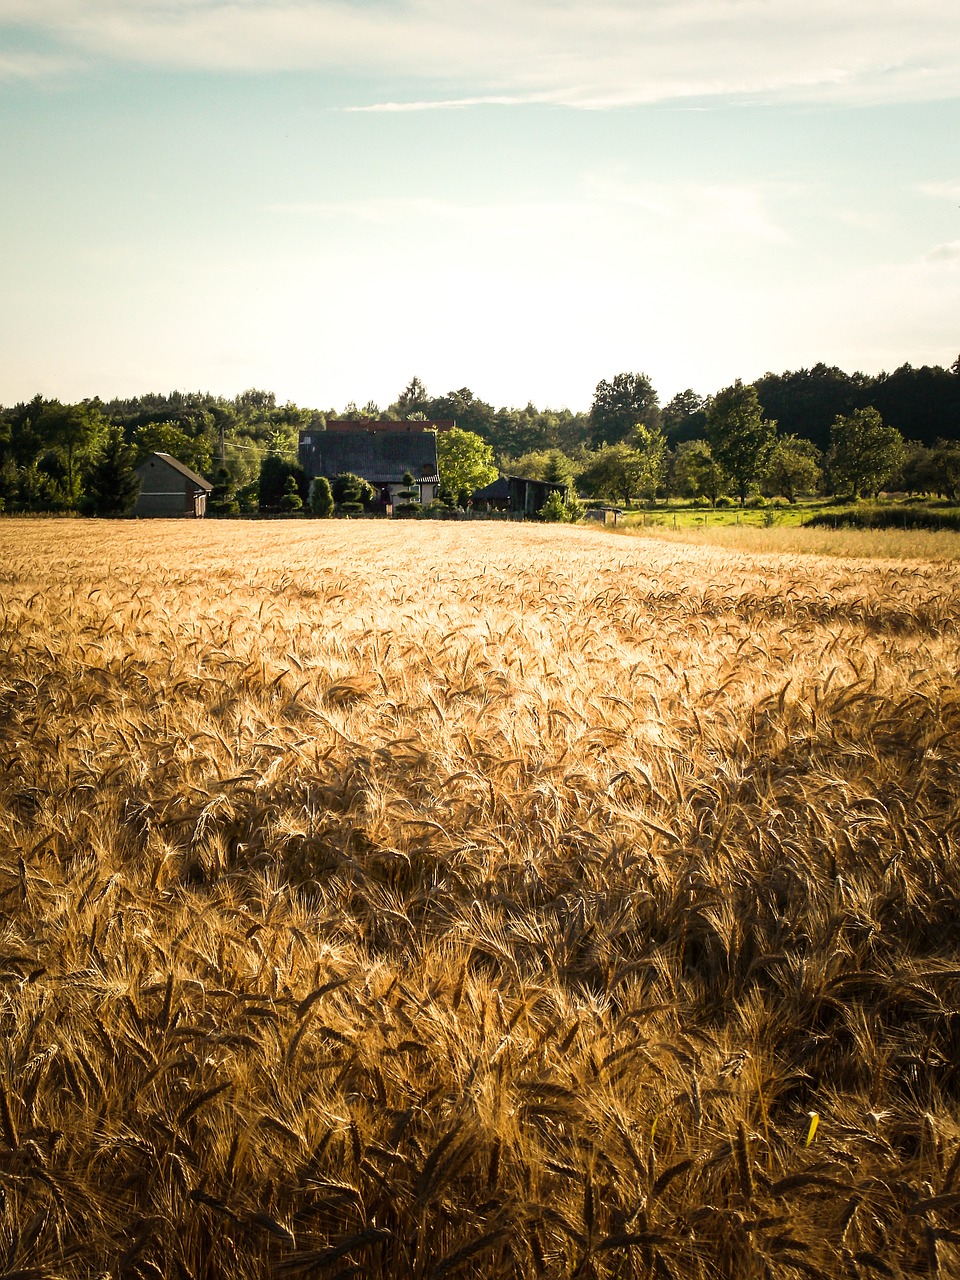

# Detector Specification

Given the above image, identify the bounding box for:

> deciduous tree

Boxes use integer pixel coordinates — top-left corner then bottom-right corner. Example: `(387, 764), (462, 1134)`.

(661, 389), (706, 444)
(671, 440), (728, 506)
(436, 427), (497, 503)
(40, 401), (106, 506)
(705, 380), (776, 505)
(762, 435), (822, 502)
(828, 407), (905, 499)
(579, 442), (646, 506)
(634, 424), (668, 504)
(589, 372), (660, 447)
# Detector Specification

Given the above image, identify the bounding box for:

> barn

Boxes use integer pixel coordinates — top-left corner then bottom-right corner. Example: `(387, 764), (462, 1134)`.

(133, 453), (212, 518)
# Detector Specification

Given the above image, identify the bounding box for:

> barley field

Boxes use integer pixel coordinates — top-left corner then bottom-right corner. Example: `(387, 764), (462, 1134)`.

(2, 518), (960, 1279)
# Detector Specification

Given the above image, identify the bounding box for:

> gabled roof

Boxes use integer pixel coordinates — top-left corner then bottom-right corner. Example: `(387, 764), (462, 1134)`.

(138, 452), (212, 491)
(326, 419), (454, 434)
(299, 430), (439, 485)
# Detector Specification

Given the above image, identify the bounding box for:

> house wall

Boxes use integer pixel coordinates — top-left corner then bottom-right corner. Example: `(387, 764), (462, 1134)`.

(383, 481), (439, 506)
(134, 458), (207, 517)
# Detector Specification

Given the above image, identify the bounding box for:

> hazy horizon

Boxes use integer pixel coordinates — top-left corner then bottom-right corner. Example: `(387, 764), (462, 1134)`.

(2, 1), (958, 412)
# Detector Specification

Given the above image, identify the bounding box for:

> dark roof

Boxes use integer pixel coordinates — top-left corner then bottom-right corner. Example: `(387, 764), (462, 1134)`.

(137, 452), (212, 491)
(472, 476), (510, 501)
(326, 419), (454, 433)
(299, 430), (439, 484)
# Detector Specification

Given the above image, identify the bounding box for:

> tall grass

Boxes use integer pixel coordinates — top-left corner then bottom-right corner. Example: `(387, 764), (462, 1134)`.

(613, 519), (960, 562)
(2, 518), (960, 1277)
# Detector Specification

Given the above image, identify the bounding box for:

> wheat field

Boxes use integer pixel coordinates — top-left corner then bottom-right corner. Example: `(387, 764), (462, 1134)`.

(2, 517), (960, 1279)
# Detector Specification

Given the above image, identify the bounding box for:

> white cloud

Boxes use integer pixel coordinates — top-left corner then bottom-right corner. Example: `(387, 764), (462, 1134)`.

(3, 0), (959, 106)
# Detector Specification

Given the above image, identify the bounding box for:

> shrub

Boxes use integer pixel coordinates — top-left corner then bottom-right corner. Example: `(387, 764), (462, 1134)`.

(393, 471), (422, 518)
(279, 474), (303, 512)
(333, 472), (375, 513)
(807, 504), (960, 531)
(538, 491), (571, 523)
(565, 493), (585, 523)
(308, 476), (334, 518)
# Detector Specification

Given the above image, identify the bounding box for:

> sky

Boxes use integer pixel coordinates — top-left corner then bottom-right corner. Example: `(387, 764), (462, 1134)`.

(1, 1), (958, 414)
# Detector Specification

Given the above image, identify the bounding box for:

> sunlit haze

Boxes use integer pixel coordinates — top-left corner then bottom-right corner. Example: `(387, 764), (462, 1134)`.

(2, 0), (958, 410)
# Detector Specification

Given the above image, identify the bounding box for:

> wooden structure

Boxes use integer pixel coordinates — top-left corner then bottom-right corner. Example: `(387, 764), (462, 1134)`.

(472, 475), (569, 516)
(299, 426), (441, 509)
(583, 506), (622, 526)
(133, 453), (212, 518)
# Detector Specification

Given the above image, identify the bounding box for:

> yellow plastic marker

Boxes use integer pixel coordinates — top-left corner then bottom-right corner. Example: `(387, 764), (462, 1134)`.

(805, 1112), (820, 1147)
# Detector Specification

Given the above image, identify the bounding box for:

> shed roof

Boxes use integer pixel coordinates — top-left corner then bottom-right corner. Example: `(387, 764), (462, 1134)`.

(299, 430), (439, 484)
(138, 452), (212, 491)
(472, 476), (510, 502)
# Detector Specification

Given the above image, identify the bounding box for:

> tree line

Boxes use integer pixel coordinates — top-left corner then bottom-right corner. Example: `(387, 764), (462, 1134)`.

(1, 358), (958, 515)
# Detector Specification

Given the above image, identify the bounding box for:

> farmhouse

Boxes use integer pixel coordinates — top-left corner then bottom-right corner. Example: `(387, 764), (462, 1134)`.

(133, 452), (212, 518)
(299, 421), (444, 509)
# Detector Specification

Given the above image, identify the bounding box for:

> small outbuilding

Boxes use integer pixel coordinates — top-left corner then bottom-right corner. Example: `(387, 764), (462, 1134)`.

(471, 474), (569, 516)
(583, 506), (622, 526)
(133, 452), (212, 518)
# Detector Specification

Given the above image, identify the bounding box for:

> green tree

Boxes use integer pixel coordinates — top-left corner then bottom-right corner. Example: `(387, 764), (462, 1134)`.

(16, 463), (61, 512)
(579, 442), (647, 506)
(661, 389), (706, 444)
(634, 424), (668, 504)
(589, 372), (660, 447)
(762, 435), (822, 502)
(538, 490), (570, 523)
(308, 475), (334, 517)
(753, 363), (859, 453)
(931, 439), (960, 500)
(279, 473), (303, 512)
(5, 395), (48, 468)
(258, 454), (289, 512)
(0, 457), (17, 512)
(541, 448), (577, 488)
(332, 472), (374, 515)
(390, 376), (430, 419)
(258, 454), (305, 511)
(671, 441), (728, 506)
(828, 407), (905, 499)
(133, 421), (212, 474)
(893, 443), (938, 496)
(428, 388), (497, 439)
(208, 467), (240, 516)
(705, 380), (776, 505)
(436, 427), (497, 502)
(83, 428), (142, 517)
(394, 470), (422, 517)
(39, 401), (106, 506)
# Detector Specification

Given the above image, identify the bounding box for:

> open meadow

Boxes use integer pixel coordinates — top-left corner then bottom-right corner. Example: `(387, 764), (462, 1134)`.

(2, 517), (960, 1279)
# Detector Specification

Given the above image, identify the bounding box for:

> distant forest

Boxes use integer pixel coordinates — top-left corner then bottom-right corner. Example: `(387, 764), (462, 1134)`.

(1, 359), (959, 514)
